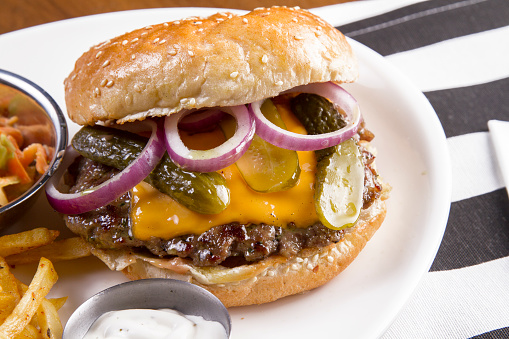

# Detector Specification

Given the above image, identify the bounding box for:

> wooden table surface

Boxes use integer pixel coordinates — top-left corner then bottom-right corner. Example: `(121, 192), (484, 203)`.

(1, 0), (353, 35)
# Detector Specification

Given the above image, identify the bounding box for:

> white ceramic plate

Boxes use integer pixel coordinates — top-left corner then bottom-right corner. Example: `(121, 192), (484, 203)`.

(0, 7), (451, 339)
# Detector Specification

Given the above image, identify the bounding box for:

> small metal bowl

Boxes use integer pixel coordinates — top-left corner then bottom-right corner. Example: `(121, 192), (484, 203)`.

(63, 279), (231, 338)
(0, 69), (67, 227)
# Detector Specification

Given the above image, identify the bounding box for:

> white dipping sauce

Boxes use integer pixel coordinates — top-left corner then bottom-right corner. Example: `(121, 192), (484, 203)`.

(83, 309), (228, 339)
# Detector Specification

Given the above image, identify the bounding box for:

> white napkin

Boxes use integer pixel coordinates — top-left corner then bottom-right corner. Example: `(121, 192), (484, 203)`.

(488, 120), (509, 197)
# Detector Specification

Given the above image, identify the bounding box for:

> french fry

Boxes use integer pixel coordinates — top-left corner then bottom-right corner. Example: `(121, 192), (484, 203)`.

(0, 232), (68, 338)
(0, 257), (20, 302)
(0, 293), (17, 323)
(12, 324), (42, 339)
(47, 297), (67, 311)
(36, 299), (62, 339)
(6, 237), (92, 265)
(12, 281), (38, 329)
(14, 270), (68, 329)
(0, 258), (58, 338)
(0, 229), (59, 258)
(15, 280), (28, 296)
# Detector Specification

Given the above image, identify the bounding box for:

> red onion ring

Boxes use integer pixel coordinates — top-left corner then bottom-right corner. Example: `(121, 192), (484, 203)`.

(250, 82), (361, 151)
(178, 109), (225, 132)
(164, 106), (255, 172)
(46, 120), (165, 215)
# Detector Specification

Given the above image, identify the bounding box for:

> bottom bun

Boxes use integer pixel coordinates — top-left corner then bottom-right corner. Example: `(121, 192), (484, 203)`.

(91, 190), (388, 307)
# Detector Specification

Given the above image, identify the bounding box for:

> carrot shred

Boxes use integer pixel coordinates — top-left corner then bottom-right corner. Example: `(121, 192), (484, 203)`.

(3, 134), (32, 184)
(21, 143), (49, 174)
(0, 126), (23, 146)
(7, 154), (32, 185)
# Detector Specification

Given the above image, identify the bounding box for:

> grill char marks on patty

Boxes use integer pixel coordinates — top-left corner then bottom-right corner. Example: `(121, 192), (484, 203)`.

(64, 141), (381, 267)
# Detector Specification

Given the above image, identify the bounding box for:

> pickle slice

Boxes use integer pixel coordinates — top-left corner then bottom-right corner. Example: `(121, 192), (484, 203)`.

(221, 100), (300, 193)
(314, 138), (364, 230)
(289, 93), (363, 230)
(72, 125), (230, 214)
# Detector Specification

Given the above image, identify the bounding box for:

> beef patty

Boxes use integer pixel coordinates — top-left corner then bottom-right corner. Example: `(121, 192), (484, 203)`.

(64, 143), (381, 267)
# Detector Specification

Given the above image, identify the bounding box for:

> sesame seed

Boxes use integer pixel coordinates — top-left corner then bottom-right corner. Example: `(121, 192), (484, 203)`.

(261, 13), (270, 17)
(168, 49), (177, 56)
(141, 32), (148, 36)
(180, 98), (196, 107)
(132, 38), (139, 43)
(291, 264), (300, 271)
(134, 84), (142, 92)
(193, 21), (202, 25)
(125, 94), (132, 105)
(174, 21), (180, 25)
(254, 7), (264, 10)
(327, 256), (334, 263)
(94, 40), (111, 49)
(100, 79), (108, 87)
(230, 71), (239, 79)
(95, 51), (103, 58)
(267, 270), (275, 277)
(122, 40), (128, 45)
(94, 87), (101, 96)
(294, 6), (301, 10)
(131, 54), (136, 60)
(145, 25), (153, 30)
(261, 55), (268, 63)
(216, 18), (224, 22)
(159, 39), (166, 45)
(163, 22), (169, 27)
(106, 80), (114, 87)
(153, 38), (160, 44)
(275, 80), (283, 86)
(242, 18), (248, 24)
(188, 50), (194, 56)
(198, 28), (203, 32)
(219, 12), (228, 16)
(307, 263), (314, 270)
(71, 74), (77, 80)
(294, 35), (304, 40)
(296, 257), (304, 263)
(293, 18), (298, 23)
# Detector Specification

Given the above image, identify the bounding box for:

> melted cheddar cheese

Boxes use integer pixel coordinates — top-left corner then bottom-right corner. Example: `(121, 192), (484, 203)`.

(131, 103), (318, 240)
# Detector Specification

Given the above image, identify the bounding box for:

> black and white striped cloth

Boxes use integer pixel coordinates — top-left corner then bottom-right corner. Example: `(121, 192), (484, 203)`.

(316, 0), (509, 337)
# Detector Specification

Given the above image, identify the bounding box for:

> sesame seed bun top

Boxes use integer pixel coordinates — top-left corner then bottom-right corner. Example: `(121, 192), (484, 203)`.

(64, 6), (358, 126)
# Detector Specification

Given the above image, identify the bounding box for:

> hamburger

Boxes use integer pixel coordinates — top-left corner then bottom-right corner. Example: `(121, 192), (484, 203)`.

(47, 6), (389, 307)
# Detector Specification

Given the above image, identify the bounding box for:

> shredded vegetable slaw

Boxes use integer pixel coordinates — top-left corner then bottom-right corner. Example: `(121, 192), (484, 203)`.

(0, 90), (54, 206)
